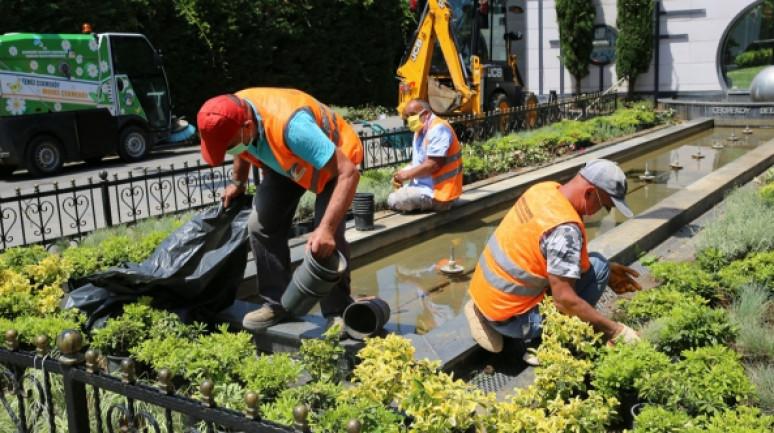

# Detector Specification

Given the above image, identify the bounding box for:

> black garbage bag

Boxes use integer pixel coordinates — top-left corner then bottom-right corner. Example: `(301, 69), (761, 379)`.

(63, 194), (253, 329)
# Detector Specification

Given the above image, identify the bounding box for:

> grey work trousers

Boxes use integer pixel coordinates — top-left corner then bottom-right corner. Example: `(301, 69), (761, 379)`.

(247, 169), (352, 317)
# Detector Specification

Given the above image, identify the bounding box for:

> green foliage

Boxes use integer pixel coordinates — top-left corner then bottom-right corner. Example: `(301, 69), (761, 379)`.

(6, 310), (87, 349)
(637, 345), (755, 417)
(555, 0), (596, 95)
(697, 406), (774, 432)
(735, 48), (774, 68)
(616, 287), (708, 324)
(729, 284), (774, 361)
(299, 324), (347, 383)
(695, 186), (774, 262)
(646, 302), (737, 357)
(591, 339), (671, 397)
(632, 405), (695, 432)
(132, 324), (251, 392)
(759, 182), (774, 204)
(746, 363), (774, 414)
(331, 105), (393, 122)
(236, 353), (302, 400)
(718, 251), (774, 296)
(616, 0), (655, 99)
(647, 260), (722, 304)
(91, 297), (202, 357)
(280, 380), (343, 413)
(314, 399), (403, 433)
(61, 246), (100, 279)
(0, 245), (50, 272)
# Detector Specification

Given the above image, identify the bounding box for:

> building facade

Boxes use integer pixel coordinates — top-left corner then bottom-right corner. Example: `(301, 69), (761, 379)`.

(506, 0), (768, 98)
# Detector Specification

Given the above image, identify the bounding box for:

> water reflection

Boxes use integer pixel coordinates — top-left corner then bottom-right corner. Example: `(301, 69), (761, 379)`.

(345, 127), (774, 335)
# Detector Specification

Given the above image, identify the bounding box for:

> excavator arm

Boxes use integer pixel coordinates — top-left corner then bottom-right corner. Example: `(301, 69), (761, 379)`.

(397, 0), (482, 116)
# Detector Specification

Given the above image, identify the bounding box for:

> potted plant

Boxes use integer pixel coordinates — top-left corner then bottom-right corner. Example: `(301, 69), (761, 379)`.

(90, 297), (201, 373)
(591, 339), (671, 428)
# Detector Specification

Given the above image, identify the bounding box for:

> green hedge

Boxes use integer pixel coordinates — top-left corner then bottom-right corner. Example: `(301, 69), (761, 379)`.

(0, 0), (415, 121)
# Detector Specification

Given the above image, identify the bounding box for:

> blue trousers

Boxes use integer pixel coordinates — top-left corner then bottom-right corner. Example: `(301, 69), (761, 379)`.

(489, 252), (611, 340)
(246, 169), (353, 317)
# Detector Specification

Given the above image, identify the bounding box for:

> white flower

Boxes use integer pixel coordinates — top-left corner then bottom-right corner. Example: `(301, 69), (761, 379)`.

(6, 98), (26, 115)
(69, 51), (76, 59)
(54, 102), (62, 112)
(9, 46), (17, 56)
(47, 64), (55, 74)
(61, 40), (71, 51)
(76, 67), (83, 76)
(30, 60), (38, 71)
(76, 54), (83, 64)
(100, 60), (109, 73)
(87, 63), (98, 77)
(89, 39), (98, 51)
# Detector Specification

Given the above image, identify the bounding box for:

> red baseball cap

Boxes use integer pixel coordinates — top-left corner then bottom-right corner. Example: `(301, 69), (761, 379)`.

(197, 95), (246, 166)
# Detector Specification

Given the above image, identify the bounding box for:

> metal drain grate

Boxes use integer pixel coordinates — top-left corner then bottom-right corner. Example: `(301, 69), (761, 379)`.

(467, 346), (529, 393)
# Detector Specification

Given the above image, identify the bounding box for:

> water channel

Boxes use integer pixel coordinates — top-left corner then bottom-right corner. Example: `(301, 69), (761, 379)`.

(337, 127), (774, 336)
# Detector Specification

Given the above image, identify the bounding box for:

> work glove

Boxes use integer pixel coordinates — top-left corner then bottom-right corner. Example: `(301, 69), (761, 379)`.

(392, 174), (403, 191)
(612, 323), (640, 345)
(608, 263), (642, 294)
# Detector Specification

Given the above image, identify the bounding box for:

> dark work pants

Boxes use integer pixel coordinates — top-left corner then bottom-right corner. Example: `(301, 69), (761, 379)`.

(247, 168), (352, 317)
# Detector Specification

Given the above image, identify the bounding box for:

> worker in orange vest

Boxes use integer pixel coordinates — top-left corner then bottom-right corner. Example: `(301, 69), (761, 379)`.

(197, 88), (362, 332)
(388, 98), (463, 212)
(465, 159), (642, 365)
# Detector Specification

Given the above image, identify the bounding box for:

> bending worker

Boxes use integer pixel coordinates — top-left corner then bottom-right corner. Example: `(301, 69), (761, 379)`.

(197, 88), (363, 331)
(388, 98), (463, 212)
(465, 159), (642, 363)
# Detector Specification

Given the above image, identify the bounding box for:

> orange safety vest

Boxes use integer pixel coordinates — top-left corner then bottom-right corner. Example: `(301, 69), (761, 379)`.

(422, 116), (463, 202)
(468, 182), (591, 321)
(235, 88), (363, 194)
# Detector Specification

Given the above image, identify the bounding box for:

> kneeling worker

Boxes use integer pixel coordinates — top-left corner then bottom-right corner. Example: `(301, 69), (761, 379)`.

(465, 159), (643, 364)
(388, 98), (463, 212)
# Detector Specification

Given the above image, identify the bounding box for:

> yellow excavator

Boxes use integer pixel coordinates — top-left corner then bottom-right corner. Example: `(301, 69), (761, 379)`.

(397, 0), (537, 118)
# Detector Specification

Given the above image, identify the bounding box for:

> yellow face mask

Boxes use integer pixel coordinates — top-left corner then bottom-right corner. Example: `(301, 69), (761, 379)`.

(407, 110), (426, 132)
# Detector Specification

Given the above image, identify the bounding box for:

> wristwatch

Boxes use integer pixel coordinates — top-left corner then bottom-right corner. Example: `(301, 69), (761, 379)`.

(230, 179), (247, 188)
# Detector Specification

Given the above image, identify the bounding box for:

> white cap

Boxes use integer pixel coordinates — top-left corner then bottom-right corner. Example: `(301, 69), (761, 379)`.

(578, 159), (633, 218)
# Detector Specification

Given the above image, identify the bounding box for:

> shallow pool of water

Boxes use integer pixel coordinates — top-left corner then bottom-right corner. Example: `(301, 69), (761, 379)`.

(341, 127), (774, 335)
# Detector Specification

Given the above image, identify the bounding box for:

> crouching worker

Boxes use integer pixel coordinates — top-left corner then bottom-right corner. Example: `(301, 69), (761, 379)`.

(464, 159), (643, 365)
(388, 98), (463, 212)
(197, 88), (363, 332)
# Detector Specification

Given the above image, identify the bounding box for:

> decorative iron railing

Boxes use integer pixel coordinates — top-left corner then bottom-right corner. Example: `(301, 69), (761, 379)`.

(0, 92), (615, 251)
(0, 329), (353, 432)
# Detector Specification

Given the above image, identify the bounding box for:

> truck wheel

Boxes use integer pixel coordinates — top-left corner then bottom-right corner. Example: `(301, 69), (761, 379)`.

(524, 92), (539, 128)
(26, 135), (64, 176)
(487, 93), (512, 133)
(118, 126), (149, 161)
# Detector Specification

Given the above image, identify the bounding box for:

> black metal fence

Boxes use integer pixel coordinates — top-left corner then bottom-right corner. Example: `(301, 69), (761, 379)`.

(0, 92), (616, 251)
(0, 329), (347, 432)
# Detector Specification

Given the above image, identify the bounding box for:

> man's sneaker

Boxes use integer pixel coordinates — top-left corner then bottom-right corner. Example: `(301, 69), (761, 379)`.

(242, 304), (287, 332)
(521, 339), (541, 366)
(325, 316), (348, 339)
(464, 300), (503, 353)
(522, 351), (541, 366)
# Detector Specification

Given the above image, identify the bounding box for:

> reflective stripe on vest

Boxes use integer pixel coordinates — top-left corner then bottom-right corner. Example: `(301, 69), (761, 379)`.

(468, 182), (590, 321)
(479, 236), (548, 295)
(236, 88), (363, 193)
(424, 116), (462, 202)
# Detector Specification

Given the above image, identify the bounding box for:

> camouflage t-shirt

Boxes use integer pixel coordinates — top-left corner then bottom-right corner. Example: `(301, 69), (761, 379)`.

(540, 223), (583, 279)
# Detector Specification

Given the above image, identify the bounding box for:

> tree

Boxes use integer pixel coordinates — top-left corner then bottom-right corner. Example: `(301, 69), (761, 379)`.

(555, 0), (596, 96)
(616, 0), (655, 100)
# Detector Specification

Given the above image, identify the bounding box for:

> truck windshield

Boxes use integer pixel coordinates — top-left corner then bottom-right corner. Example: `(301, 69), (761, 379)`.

(110, 35), (170, 130)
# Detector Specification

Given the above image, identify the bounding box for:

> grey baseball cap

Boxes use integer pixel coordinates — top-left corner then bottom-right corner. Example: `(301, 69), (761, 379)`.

(578, 159), (633, 218)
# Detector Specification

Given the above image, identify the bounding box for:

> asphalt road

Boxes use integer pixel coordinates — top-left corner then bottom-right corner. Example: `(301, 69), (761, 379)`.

(0, 142), (207, 194)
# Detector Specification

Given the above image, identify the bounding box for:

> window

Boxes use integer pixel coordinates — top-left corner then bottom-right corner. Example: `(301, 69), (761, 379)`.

(721, 1), (774, 90)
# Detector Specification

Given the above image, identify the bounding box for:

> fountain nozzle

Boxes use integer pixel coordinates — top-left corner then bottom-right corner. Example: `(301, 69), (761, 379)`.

(440, 247), (464, 275)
